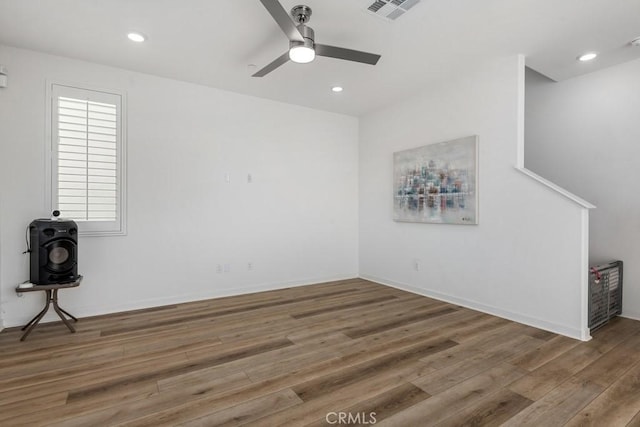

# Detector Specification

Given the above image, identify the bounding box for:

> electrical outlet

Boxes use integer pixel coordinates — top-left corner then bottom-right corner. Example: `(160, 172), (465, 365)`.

(216, 264), (223, 274)
(413, 259), (420, 271)
(247, 173), (252, 183)
(247, 262), (253, 271)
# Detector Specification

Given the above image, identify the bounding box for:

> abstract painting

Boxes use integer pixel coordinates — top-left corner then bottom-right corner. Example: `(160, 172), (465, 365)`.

(393, 135), (478, 224)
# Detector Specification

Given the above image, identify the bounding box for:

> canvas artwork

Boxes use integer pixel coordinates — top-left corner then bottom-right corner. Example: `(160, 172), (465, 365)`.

(393, 135), (478, 224)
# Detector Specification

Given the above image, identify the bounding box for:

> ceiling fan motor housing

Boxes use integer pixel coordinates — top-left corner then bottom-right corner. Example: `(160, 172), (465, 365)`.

(290, 24), (315, 51)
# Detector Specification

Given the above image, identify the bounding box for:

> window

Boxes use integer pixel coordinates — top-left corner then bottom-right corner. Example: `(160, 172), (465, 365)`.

(48, 83), (126, 235)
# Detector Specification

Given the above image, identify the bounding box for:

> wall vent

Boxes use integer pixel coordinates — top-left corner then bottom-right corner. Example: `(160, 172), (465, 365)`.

(364, 0), (420, 21)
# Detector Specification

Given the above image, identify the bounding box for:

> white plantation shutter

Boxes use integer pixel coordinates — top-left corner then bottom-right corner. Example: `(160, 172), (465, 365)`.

(50, 84), (126, 235)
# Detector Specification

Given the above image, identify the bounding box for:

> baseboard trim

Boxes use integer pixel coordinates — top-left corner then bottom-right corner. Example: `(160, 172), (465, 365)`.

(2, 274), (358, 328)
(360, 274), (591, 341)
(621, 312), (640, 322)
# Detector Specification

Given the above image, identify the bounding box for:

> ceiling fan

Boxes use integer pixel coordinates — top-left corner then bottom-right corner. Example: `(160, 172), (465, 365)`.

(253, 0), (381, 77)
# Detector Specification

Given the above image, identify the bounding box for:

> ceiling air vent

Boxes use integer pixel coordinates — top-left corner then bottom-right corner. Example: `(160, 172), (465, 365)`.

(364, 0), (421, 21)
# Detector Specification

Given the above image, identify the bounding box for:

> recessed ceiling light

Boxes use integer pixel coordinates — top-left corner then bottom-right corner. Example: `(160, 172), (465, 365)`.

(331, 86), (343, 93)
(127, 32), (146, 43)
(577, 52), (597, 62)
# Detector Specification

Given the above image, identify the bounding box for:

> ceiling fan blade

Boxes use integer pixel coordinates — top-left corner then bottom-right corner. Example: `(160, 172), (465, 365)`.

(252, 51), (290, 77)
(315, 44), (381, 65)
(259, 0), (305, 42)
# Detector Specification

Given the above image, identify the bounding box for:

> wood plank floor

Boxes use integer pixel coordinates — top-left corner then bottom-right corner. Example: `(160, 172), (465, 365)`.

(1, 278), (639, 426)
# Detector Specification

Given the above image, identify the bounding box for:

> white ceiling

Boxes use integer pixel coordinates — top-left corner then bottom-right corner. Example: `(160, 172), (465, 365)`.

(1, 0), (639, 116)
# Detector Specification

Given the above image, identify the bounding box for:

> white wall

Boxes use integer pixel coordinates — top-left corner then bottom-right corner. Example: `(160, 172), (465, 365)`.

(525, 60), (640, 320)
(0, 197), (3, 332)
(359, 56), (591, 340)
(0, 45), (359, 328)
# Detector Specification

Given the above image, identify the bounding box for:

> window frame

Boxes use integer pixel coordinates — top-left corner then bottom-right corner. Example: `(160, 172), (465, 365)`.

(45, 81), (127, 236)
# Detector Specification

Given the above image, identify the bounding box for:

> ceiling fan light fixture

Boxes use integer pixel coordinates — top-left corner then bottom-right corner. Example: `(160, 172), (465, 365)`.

(289, 41), (315, 64)
(289, 46), (315, 63)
